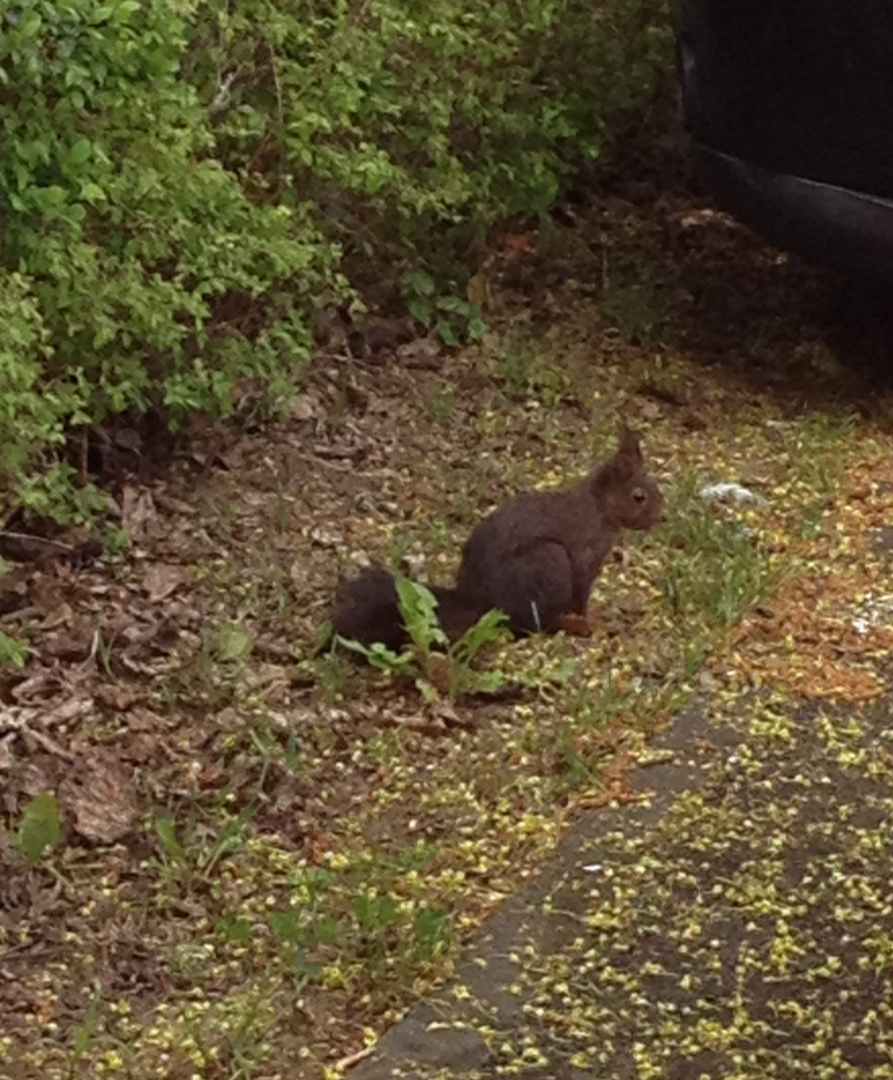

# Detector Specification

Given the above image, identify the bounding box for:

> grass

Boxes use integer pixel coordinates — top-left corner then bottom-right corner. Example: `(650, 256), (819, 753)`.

(6, 176), (893, 1079)
(660, 472), (777, 629)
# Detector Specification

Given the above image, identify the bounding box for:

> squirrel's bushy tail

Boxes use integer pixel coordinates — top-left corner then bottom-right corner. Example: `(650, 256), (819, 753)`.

(331, 568), (483, 650)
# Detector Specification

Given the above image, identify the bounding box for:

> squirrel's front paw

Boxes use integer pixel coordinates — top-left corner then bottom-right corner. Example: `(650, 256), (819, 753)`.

(559, 612), (593, 638)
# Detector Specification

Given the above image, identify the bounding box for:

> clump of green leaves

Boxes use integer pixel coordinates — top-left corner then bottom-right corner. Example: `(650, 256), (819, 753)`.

(401, 270), (486, 347)
(263, 855), (452, 989)
(337, 577), (511, 702)
(152, 804), (257, 890)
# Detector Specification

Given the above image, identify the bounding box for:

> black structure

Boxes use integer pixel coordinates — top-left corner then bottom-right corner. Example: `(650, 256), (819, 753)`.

(675, 0), (893, 280)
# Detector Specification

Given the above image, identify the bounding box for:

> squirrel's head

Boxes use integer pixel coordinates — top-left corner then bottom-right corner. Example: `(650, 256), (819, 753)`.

(590, 425), (664, 531)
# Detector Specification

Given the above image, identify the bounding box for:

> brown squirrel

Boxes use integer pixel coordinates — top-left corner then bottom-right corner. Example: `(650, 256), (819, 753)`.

(331, 425), (664, 649)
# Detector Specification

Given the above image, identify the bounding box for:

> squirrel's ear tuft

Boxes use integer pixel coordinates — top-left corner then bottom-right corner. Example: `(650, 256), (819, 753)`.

(617, 424), (643, 459)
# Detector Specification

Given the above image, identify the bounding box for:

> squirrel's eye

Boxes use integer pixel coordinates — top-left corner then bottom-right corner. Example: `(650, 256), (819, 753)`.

(632, 487), (647, 503)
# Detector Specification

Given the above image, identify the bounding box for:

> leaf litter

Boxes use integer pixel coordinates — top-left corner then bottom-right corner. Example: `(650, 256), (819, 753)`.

(4, 159), (893, 1078)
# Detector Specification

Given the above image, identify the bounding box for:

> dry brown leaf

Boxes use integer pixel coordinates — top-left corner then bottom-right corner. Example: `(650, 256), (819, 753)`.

(39, 696), (95, 728)
(396, 337), (443, 370)
(499, 232), (534, 256)
(41, 618), (96, 662)
(94, 684), (140, 712)
(19, 756), (62, 799)
(59, 753), (139, 843)
(125, 706), (165, 731)
(142, 562), (189, 603)
(0, 565), (29, 614)
(120, 731), (161, 764)
(39, 602), (73, 632)
(121, 485), (156, 542)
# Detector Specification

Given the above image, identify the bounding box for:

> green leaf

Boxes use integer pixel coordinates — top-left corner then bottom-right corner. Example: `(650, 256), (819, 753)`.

(334, 635), (374, 661)
(335, 634), (414, 673)
(68, 138), (92, 166)
(315, 618), (334, 652)
(407, 298), (433, 327)
(353, 893), (398, 931)
(416, 906), (449, 944)
(17, 9), (42, 37)
(437, 321), (460, 347)
(216, 913), (253, 943)
(416, 676), (440, 703)
(269, 907), (303, 944)
(80, 183), (106, 203)
(71, 984), (101, 1063)
(0, 630), (28, 669)
(395, 577), (448, 653)
(468, 669), (506, 694)
(294, 948), (322, 981)
(203, 804), (256, 874)
(401, 268), (436, 298)
(17, 793), (62, 865)
(435, 295), (470, 314)
(312, 915), (339, 944)
(215, 622), (254, 662)
(365, 641), (413, 672)
(155, 816), (187, 866)
(453, 608), (510, 666)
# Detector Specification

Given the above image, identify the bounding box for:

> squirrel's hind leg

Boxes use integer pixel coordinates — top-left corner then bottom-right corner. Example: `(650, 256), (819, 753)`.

(492, 542), (575, 635)
(558, 611), (593, 637)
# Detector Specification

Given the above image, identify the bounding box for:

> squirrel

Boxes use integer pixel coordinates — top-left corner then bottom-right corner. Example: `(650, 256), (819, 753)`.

(330, 425), (664, 649)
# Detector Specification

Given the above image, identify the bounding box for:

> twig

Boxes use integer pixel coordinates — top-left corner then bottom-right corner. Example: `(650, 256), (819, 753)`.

(208, 69), (238, 115)
(245, 126), (276, 176)
(312, 444), (368, 462)
(297, 453), (354, 473)
(334, 1046), (374, 1072)
(78, 429), (89, 487)
(0, 531), (73, 561)
(261, 35), (284, 128)
(348, 0), (374, 27)
(20, 726), (76, 762)
(0, 606), (40, 626)
(253, 639), (299, 663)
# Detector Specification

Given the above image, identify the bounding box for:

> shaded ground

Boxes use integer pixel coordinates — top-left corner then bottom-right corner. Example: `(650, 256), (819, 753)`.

(5, 141), (893, 1078)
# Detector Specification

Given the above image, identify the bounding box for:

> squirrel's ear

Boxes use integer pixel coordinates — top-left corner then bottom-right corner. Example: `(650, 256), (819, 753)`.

(617, 424), (643, 459)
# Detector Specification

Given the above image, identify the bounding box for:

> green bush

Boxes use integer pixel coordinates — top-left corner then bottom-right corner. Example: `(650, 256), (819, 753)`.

(0, 0), (670, 517)
(199, 0), (670, 263)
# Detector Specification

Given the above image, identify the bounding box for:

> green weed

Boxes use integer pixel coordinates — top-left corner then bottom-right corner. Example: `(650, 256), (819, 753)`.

(151, 803), (257, 891)
(659, 489), (775, 628)
(336, 577), (511, 702)
(599, 281), (670, 345)
(0, 629), (28, 670)
(426, 385), (458, 424)
(402, 270), (486, 347)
